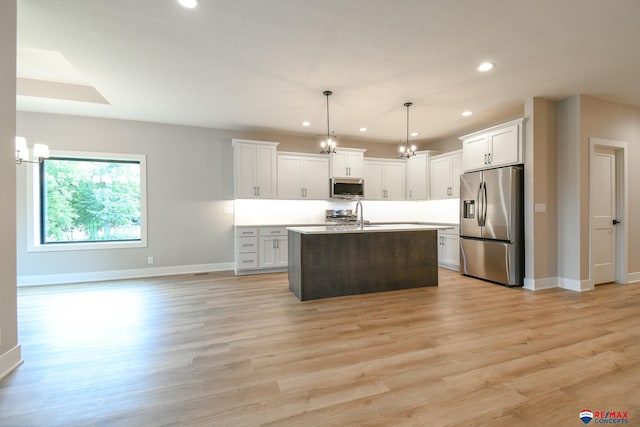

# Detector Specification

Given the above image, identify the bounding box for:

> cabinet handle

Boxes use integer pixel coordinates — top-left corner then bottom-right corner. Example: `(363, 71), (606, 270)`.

(242, 260), (253, 263)
(484, 154), (487, 164)
(488, 153), (492, 164)
(242, 244), (253, 247)
(257, 186), (260, 196)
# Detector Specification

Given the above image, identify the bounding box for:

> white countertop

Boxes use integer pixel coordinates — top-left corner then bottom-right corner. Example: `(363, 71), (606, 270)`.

(287, 223), (452, 234)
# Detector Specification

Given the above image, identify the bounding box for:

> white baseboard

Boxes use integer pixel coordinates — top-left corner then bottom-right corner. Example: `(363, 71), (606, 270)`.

(438, 262), (460, 272)
(558, 277), (593, 292)
(627, 272), (640, 283)
(0, 344), (23, 381)
(17, 262), (234, 286)
(523, 276), (558, 291)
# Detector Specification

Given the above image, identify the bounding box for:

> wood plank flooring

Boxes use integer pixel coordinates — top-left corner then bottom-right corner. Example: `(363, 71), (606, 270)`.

(0, 270), (638, 426)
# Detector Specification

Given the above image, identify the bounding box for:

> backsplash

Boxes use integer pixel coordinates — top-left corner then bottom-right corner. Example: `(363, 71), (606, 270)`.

(233, 199), (459, 225)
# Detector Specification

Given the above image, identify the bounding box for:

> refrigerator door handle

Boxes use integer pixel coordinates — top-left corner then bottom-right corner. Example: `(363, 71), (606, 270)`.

(482, 181), (488, 227)
(476, 182), (483, 226)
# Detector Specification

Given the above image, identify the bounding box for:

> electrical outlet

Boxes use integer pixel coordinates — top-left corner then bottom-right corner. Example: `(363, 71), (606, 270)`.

(534, 203), (546, 213)
(147, 256), (154, 265)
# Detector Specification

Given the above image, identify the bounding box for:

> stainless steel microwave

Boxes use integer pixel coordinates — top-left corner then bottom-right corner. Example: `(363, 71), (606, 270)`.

(330, 177), (364, 199)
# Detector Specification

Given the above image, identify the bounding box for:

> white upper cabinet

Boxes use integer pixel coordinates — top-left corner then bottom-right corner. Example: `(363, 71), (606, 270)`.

(406, 152), (429, 200)
(429, 150), (462, 200)
(363, 159), (406, 200)
(277, 153), (329, 199)
(330, 148), (366, 178)
(460, 118), (524, 172)
(232, 139), (278, 199)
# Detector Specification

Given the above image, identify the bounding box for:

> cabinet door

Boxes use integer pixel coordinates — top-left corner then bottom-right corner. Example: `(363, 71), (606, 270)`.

(462, 133), (489, 172)
(488, 124), (519, 167)
(235, 143), (257, 198)
(303, 157), (329, 199)
(407, 154), (427, 200)
(383, 162), (406, 200)
(274, 236), (288, 267)
(255, 144), (276, 198)
(258, 237), (276, 268)
(442, 233), (460, 270)
(364, 160), (384, 199)
(429, 156), (451, 200)
(438, 231), (460, 270)
(346, 151), (364, 178)
(450, 152), (462, 198)
(330, 152), (349, 177)
(277, 155), (304, 199)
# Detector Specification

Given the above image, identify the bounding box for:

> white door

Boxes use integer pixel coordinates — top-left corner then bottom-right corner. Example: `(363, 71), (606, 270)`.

(363, 161), (384, 199)
(462, 133), (489, 171)
(488, 124), (519, 167)
(429, 156), (450, 200)
(330, 152), (348, 177)
(255, 145), (276, 198)
(258, 237), (276, 268)
(346, 151), (364, 178)
(277, 155), (304, 199)
(450, 152), (462, 198)
(591, 147), (616, 285)
(274, 236), (288, 267)
(235, 143), (257, 198)
(303, 157), (329, 199)
(407, 154), (427, 200)
(384, 162), (406, 200)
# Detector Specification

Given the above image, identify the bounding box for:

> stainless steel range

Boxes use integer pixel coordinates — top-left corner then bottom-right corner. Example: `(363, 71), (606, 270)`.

(325, 209), (358, 225)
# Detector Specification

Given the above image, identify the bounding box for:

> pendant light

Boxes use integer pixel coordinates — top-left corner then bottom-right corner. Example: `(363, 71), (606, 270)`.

(399, 102), (416, 158)
(320, 90), (337, 154)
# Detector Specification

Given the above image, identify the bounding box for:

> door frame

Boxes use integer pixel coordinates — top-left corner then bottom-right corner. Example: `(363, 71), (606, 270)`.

(589, 138), (628, 285)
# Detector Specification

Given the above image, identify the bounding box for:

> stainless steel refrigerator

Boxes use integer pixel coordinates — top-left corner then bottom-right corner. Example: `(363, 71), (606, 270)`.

(459, 165), (524, 286)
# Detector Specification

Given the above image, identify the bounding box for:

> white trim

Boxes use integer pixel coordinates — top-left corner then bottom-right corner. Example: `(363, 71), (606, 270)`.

(558, 277), (593, 292)
(628, 272), (640, 284)
(523, 277), (558, 291)
(17, 262), (234, 286)
(0, 345), (23, 381)
(26, 150), (148, 252)
(588, 138), (628, 286)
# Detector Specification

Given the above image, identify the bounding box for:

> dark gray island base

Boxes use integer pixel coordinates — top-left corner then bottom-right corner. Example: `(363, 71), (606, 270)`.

(287, 225), (439, 301)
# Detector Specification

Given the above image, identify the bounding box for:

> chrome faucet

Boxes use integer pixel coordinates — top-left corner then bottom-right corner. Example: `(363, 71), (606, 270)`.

(355, 200), (364, 229)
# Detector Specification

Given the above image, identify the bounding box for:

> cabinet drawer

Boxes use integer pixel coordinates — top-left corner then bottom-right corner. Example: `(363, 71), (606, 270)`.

(260, 226), (287, 236)
(237, 227), (258, 237)
(237, 252), (258, 269)
(238, 237), (257, 253)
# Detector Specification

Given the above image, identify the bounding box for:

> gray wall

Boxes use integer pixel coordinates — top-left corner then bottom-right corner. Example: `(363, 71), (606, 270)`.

(15, 112), (402, 281)
(0, 0), (19, 372)
(16, 113), (236, 277)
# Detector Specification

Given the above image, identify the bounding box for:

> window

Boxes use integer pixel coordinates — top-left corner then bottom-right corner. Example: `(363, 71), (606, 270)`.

(27, 151), (147, 251)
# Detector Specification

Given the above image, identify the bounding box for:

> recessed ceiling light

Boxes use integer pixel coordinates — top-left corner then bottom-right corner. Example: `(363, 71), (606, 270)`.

(477, 62), (495, 72)
(359, 127), (367, 132)
(302, 121), (310, 127)
(178, 0), (198, 9)
(411, 132), (418, 137)
(462, 111), (473, 117)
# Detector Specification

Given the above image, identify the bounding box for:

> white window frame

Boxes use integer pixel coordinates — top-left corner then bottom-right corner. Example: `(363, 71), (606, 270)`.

(26, 150), (148, 252)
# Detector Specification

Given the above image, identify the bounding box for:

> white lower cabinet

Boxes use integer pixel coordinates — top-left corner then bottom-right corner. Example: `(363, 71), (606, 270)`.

(438, 226), (460, 271)
(235, 226), (288, 274)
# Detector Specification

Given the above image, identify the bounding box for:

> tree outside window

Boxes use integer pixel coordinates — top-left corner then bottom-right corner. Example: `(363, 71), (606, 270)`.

(40, 157), (142, 244)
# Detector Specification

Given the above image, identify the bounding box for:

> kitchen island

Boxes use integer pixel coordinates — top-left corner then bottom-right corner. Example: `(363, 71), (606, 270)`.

(287, 224), (443, 301)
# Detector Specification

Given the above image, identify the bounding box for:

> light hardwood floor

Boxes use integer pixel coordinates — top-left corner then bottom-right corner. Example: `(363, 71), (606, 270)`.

(1, 269), (638, 426)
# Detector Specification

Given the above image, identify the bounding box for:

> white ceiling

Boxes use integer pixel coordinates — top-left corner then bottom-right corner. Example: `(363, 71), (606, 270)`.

(16, 0), (640, 144)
